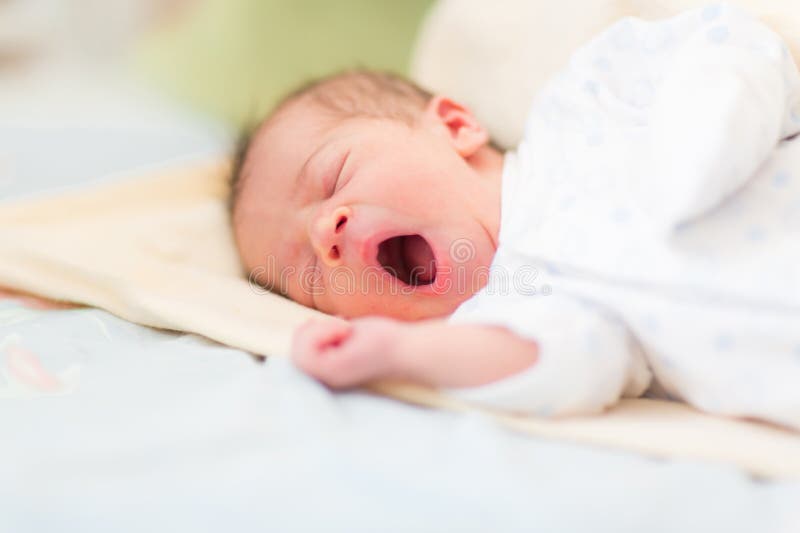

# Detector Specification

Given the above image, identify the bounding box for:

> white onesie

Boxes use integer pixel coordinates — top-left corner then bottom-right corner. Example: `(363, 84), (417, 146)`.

(447, 4), (800, 429)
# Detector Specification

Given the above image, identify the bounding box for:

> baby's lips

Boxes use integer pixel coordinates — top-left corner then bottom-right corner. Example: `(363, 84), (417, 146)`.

(354, 231), (383, 269)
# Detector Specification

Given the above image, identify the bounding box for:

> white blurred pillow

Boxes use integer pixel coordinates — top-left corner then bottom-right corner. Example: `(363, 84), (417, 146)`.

(411, 0), (800, 148)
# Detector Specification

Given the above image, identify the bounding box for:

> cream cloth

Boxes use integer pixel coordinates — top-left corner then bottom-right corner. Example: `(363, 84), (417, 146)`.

(1, 160), (799, 479)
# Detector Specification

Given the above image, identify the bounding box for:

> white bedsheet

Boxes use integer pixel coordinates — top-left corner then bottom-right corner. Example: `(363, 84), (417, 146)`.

(2, 65), (800, 533)
(2, 303), (800, 533)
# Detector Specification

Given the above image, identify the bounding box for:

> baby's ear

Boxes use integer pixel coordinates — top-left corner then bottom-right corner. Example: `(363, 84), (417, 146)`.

(423, 95), (489, 158)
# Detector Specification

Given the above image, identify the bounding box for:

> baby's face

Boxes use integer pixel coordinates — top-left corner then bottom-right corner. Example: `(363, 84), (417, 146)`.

(235, 98), (502, 320)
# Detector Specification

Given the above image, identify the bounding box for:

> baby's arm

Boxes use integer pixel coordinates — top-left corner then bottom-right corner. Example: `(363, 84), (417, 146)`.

(290, 317), (538, 390)
(292, 294), (649, 416)
(640, 5), (800, 231)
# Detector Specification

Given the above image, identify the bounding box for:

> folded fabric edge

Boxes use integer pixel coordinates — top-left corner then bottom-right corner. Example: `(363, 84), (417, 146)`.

(369, 382), (800, 480)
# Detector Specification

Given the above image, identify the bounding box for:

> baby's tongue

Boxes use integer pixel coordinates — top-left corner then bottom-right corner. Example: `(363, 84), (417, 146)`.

(402, 235), (436, 283)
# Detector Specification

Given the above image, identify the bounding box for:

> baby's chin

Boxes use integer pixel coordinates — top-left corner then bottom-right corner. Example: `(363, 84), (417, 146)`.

(322, 288), (475, 321)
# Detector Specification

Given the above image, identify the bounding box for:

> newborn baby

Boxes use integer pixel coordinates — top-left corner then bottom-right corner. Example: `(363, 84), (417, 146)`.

(232, 4), (800, 428)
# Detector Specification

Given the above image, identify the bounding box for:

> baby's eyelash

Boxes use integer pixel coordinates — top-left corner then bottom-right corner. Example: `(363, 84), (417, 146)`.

(328, 149), (351, 196)
(328, 179), (339, 197)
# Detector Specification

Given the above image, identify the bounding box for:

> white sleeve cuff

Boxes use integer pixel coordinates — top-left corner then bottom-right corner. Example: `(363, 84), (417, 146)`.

(446, 291), (650, 416)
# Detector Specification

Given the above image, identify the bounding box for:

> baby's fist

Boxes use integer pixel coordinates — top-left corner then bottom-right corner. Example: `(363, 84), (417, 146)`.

(290, 317), (404, 389)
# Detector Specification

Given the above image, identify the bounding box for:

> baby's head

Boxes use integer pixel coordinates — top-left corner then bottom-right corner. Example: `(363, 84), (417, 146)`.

(231, 70), (504, 320)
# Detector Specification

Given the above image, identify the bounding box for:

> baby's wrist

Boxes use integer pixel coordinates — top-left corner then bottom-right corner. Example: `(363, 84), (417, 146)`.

(380, 323), (418, 382)
(386, 321), (449, 386)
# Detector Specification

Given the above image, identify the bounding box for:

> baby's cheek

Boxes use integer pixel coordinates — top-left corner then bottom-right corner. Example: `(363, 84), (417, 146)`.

(315, 289), (375, 319)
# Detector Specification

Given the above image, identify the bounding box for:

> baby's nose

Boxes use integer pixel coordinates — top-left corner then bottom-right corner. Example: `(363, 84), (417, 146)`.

(311, 206), (351, 267)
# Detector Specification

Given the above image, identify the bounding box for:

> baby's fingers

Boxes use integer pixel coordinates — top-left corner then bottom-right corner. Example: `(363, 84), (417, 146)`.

(291, 318), (352, 366)
(300, 347), (371, 390)
(302, 340), (392, 390)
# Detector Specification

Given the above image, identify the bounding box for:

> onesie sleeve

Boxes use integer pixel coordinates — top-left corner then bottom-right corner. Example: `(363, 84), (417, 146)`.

(637, 4), (800, 232)
(445, 289), (651, 417)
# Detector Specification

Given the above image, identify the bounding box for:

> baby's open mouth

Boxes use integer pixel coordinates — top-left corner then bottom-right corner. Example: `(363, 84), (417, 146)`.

(377, 234), (436, 286)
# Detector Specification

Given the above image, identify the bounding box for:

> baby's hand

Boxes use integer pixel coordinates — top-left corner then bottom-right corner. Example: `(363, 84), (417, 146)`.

(291, 316), (539, 391)
(290, 316), (405, 389)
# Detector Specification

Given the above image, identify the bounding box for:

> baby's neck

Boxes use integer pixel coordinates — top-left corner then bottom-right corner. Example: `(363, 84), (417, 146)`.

(466, 145), (505, 252)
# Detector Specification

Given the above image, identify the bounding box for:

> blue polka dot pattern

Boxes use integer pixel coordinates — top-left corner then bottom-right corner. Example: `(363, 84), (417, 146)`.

(708, 25), (730, 44)
(746, 226), (766, 242)
(559, 195), (576, 211)
(773, 171), (791, 188)
(642, 315), (659, 332)
(714, 334), (734, 351)
(594, 57), (612, 72)
(702, 4), (723, 22)
(611, 208), (631, 224)
(587, 132), (604, 147)
(448, 4), (800, 426)
(544, 262), (561, 275)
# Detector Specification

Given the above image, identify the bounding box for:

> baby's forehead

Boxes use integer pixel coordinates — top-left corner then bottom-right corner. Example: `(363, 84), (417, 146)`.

(261, 95), (335, 136)
(248, 109), (321, 178)
(249, 108), (360, 183)
(239, 115), (339, 225)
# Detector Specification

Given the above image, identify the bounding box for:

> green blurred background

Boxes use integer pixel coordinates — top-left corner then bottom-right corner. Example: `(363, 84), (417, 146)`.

(136, 0), (435, 128)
